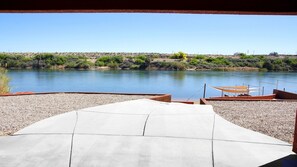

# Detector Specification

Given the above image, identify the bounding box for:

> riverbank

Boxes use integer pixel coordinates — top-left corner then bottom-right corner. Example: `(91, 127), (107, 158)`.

(1, 52), (297, 71)
(209, 101), (297, 144)
(0, 93), (152, 136)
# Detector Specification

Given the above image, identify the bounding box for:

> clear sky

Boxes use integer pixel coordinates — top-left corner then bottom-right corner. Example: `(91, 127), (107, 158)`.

(0, 13), (296, 55)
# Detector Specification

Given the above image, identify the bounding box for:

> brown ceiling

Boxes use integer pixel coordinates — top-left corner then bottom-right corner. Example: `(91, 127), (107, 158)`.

(0, 0), (297, 15)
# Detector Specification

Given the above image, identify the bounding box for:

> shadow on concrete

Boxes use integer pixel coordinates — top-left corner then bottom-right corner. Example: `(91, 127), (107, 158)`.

(260, 154), (297, 167)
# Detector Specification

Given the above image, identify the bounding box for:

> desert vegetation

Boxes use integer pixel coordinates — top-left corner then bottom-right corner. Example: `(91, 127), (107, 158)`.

(0, 52), (297, 71)
(0, 68), (10, 94)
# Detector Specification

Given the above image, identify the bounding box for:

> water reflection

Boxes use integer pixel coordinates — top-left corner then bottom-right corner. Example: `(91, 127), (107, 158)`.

(7, 70), (297, 100)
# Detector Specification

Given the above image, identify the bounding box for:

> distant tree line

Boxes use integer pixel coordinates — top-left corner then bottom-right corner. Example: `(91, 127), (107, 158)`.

(187, 53), (297, 71)
(0, 52), (297, 71)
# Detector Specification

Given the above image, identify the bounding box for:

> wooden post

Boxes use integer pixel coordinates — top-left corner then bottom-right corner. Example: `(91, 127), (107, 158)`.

(258, 81), (261, 96)
(247, 85), (250, 95)
(203, 83), (206, 98)
(293, 109), (297, 153)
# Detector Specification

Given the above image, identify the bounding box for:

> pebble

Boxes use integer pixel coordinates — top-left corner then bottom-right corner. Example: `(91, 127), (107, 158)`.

(0, 93), (151, 136)
(209, 101), (297, 144)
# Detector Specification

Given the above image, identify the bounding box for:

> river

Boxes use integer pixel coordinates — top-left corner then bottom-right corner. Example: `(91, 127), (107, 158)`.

(7, 70), (297, 100)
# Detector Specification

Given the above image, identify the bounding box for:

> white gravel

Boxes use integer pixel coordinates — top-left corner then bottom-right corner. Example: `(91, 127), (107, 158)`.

(209, 101), (297, 144)
(2, 95), (296, 144)
(0, 93), (151, 136)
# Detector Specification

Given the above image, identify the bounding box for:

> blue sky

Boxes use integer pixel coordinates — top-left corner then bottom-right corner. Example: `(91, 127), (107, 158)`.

(0, 13), (296, 55)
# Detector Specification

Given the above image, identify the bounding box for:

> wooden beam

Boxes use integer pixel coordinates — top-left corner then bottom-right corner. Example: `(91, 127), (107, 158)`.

(0, 0), (297, 15)
(293, 109), (297, 153)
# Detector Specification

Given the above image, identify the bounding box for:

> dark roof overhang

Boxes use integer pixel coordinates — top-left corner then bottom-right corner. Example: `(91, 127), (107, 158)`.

(0, 0), (297, 15)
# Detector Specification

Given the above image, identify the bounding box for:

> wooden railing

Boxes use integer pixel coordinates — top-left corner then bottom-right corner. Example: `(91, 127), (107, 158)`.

(273, 89), (297, 100)
(149, 94), (171, 102)
(293, 109), (297, 153)
(0, 92), (171, 103)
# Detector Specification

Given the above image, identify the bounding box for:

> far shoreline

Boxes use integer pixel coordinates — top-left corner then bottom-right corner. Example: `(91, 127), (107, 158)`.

(5, 66), (263, 72)
(1, 52), (297, 72)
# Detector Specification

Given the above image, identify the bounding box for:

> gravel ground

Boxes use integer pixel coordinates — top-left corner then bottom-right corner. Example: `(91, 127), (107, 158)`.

(2, 95), (296, 144)
(0, 93), (151, 136)
(209, 101), (297, 144)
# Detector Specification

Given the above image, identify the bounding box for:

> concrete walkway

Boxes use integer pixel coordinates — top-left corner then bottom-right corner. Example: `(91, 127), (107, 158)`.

(0, 99), (294, 167)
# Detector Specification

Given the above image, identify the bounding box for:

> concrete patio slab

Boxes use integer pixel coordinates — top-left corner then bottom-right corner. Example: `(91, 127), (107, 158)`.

(15, 111), (77, 135)
(214, 115), (289, 145)
(80, 99), (214, 115)
(151, 102), (214, 115)
(0, 135), (71, 167)
(213, 140), (294, 167)
(71, 135), (212, 167)
(145, 114), (214, 139)
(74, 111), (147, 135)
(80, 99), (157, 115)
(0, 99), (295, 167)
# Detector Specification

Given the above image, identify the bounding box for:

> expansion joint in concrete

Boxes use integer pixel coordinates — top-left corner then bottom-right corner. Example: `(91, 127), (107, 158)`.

(211, 114), (216, 167)
(68, 111), (78, 167)
(143, 110), (154, 136)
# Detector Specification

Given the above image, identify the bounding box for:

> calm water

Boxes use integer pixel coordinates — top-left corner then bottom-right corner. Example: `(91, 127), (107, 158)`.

(7, 70), (297, 100)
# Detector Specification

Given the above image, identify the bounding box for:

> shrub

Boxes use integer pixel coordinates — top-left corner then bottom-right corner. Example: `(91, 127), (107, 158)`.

(0, 68), (10, 94)
(263, 60), (274, 71)
(240, 54), (256, 59)
(205, 57), (214, 63)
(112, 56), (124, 64)
(284, 57), (297, 66)
(189, 58), (199, 66)
(130, 64), (140, 69)
(52, 56), (67, 65)
(76, 60), (93, 69)
(212, 57), (230, 65)
(96, 55), (123, 64)
(65, 62), (77, 68)
(33, 54), (54, 68)
(170, 52), (187, 61)
(169, 62), (187, 70)
(133, 55), (150, 69)
(96, 56), (111, 64)
(107, 62), (119, 69)
(95, 55), (123, 68)
(95, 61), (105, 67)
(119, 60), (134, 69)
(195, 55), (206, 60)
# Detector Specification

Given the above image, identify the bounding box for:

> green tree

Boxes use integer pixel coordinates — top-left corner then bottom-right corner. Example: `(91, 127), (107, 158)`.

(269, 52), (278, 56)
